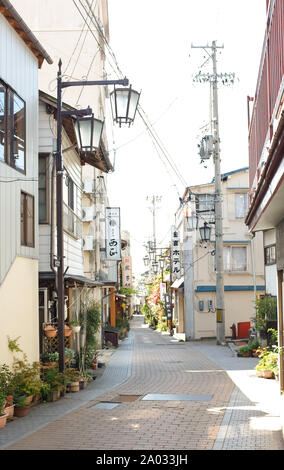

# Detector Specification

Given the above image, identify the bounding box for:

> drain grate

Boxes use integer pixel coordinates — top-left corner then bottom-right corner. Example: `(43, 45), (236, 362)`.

(142, 393), (212, 402)
(111, 395), (142, 403)
(163, 360), (182, 364)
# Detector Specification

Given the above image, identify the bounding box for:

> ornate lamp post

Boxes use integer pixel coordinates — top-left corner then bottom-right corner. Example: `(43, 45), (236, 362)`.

(56, 60), (139, 372)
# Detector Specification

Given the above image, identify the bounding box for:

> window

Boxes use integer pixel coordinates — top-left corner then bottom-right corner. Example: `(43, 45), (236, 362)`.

(196, 194), (215, 214)
(223, 245), (247, 272)
(264, 245), (276, 265)
(38, 154), (49, 223)
(0, 80), (25, 172)
(21, 192), (35, 247)
(235, 193), (249, 218)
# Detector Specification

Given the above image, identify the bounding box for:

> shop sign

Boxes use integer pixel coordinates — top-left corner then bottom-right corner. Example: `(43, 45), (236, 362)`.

(105, 207), (121, 260)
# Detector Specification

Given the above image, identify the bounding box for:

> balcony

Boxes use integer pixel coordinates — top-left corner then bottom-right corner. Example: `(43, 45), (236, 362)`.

(63, 203), (82, 239)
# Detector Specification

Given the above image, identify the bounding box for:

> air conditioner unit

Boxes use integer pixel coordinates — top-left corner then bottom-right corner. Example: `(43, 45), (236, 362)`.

(83, 236), (95, 251)
(82, 206), (94, 222)
(83, 180), (93, 194)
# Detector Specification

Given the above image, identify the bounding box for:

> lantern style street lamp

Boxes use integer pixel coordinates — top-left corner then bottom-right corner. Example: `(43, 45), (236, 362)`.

(56, 60), (139, 373)
(152, 261), (159, 275)
(74, 115), (104, 153)
(110, 85), (140, 126)
(159, 258), (165, 270)
(186, 212), (198, 231)
(199, 222), (211, 243)
(143, 255), (150, 267)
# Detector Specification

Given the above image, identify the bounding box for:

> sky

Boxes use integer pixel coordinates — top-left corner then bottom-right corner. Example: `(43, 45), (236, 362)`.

(105, 0), (267, 279)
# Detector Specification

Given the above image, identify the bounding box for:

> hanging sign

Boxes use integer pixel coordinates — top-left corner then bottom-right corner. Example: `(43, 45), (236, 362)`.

(160, 282), (167, 300)
(105, 207), (121, 260)
(164, 293), (172, 320)
(171, 226), (181, 279)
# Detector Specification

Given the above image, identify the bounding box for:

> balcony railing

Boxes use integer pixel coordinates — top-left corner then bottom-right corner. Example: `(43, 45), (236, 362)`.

(63, 203), (82, 239)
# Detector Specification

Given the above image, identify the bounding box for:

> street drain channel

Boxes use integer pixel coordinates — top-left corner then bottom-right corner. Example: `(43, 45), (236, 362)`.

(142, 394), (212, 402)
(90, 402), (121, 410)
(90, 395), (142, 410)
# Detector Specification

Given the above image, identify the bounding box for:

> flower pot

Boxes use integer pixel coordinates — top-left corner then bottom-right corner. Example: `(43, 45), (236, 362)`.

(67, 381), (80, 392)
(25, 395), (34, 404)
(71, 325), (81, 334)
(48, 390), (59, 402)
(64, 325), (72, 337)
(5, 395), (13, 406)
(0, 413), (8, 429)
(79, 379), (88, 390)
(93, 362), (97, 370)
(4, 404), (14, 418)
(44, 325), (57, 338)
(14, 406), (31, 418)
(262, 370), (274, 379)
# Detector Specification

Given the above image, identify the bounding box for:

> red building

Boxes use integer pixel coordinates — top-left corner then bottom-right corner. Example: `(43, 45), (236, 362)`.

(246, 0), (284, 392)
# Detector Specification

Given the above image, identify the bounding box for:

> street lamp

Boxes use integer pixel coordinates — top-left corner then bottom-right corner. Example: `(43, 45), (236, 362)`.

(74, 114), (104, 153)
(143, 255), (150, 267)
(110, 85), (140, 126)
(186, 212), (198, 231)
(152, 261), (159, 275)
(199, 222), (211, 243)
(56, 60), (139, 373)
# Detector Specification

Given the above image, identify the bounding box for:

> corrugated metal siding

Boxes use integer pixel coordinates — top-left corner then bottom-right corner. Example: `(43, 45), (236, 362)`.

(0, 14), (39, 285)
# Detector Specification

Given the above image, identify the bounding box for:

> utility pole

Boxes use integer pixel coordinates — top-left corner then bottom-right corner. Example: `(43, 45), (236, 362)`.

(147, 195), (162, 259)
(192, 41), (229, 344)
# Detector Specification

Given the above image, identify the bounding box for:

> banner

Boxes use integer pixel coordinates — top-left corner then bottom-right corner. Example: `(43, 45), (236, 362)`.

(171, 226), (181, 279)
(105, 207), (121, 260)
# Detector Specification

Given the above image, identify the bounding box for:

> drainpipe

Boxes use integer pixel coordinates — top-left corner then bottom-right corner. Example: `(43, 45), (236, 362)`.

(50, 153), (57, 287)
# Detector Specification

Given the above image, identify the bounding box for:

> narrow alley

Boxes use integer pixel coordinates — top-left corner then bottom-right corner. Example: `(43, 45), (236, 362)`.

(1, 315), (283, 452)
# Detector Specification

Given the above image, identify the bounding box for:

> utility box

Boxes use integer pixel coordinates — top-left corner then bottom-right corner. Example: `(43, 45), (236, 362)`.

(237, 322), (250, 339)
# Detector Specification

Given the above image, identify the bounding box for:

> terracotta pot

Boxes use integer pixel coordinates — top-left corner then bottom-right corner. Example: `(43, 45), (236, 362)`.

(0, 413), (8, 429)
(262, 370), (274, 379)
(64, 325), (72, 337)
(5, 395), (13, 406)
(25, 395), (34, 404)
(14, 406), (31, 418)
(44, 325), (57, 338)
(4, 404), (14, 418)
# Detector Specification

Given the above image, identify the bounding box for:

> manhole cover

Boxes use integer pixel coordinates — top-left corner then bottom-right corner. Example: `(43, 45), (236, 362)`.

(163, 361), (182, 364)
(111, 395), (142, 403)
(142, 394), (212, 402)
(90, 402), (121, 410)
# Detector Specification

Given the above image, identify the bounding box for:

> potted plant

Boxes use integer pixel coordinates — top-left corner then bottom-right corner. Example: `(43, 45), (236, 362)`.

(14, 395), (31, 417)
(64, 348), (75, 365)
(42, 368), (65, 401)
(0, 392), (8, 428)
(44, 324), (58, 338)
(238, 346), (251, 357)
(69, 320), (81, 334)
(41, 352), (59, 367)
(0, 364), (15, 406)
(64, 368), (81, 392)
(254, 347), (278, 378)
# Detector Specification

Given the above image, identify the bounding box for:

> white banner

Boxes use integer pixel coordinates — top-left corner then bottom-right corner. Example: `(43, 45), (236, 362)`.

(171, 226), (181, 279)
(105, 207), (121, 260)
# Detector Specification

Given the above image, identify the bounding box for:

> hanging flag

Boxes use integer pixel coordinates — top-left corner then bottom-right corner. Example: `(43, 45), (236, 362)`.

(105, 207), (121, 260)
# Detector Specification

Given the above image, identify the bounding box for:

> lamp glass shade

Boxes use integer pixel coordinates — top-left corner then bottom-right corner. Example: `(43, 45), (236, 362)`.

(186, 213), (198, 231)
(143, 256), (150, 267)
(110, 86), (140, 126)
(199, 223), (211, 242)
(159, 258), (165, 270)
(152, 261), (158, 274)
(74, 116), (103, 153)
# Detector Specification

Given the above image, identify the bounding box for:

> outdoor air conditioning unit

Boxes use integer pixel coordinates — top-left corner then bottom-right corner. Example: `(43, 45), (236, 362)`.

(82, 206), (94, 222)
(83, 236), (95, 251)
(83, 180), (93, 194)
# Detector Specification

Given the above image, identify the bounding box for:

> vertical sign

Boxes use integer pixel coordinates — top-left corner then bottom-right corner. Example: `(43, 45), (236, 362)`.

(122, 256), (133, 288)
(171, 226), (181, 279)
(160, 282), (167, 300)
(164, 293), (172, 320)
(105, 207), (121, 260)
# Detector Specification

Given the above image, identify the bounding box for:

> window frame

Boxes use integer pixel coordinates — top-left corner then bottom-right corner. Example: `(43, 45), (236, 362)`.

(21, 191), (35, 248)
(234, 192), (249, 219)
(223, 245), (248, 272)
(38, 153), (49, 224)
(0, 79), (26, 174)
(264, 244), (276, 266)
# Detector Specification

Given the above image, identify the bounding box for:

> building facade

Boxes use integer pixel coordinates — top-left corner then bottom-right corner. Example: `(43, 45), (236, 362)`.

(0, 0), (52, 364)
(173, 168), (265, 341)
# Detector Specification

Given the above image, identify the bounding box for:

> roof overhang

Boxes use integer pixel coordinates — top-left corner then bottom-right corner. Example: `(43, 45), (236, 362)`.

(245, 111), (284, 232)
(0, 0), (53, 68)
(171, 277), (184, 290)
(39, 272), (103, 288)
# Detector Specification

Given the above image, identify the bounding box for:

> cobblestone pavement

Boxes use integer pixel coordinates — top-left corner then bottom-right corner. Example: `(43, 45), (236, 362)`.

(2, 315), (284, 451)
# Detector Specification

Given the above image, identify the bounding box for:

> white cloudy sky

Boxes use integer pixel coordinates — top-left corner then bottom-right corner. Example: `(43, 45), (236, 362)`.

(105, 0), (267, 278)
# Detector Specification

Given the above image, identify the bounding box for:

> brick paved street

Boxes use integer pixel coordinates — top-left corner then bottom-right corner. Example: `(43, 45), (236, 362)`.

(3, 315), (284, 451)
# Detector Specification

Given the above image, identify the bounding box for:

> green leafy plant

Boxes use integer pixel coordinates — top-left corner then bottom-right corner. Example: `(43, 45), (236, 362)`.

(7, 336), (22, 353)
(238, 346), (251, 355)
(0, 364), (15, 396)
(14, 395), (30, 408)
(12, 355), (43, 397)
(247, 338), (259, 350)
(255, 295), (277, 331)
(42, 368), (65, 392)
(41, 352), (59, 363)
(267, 328), (278, 346)
(0, 391), (6, 415)
(255, 346), (279, 374)
(69, 320), (80, 327)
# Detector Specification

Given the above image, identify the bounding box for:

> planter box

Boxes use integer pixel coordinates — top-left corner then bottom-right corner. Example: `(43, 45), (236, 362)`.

(67, 381), (80, 392)
(0, 413), (8, 428)
(5, 404), (14, 418)
(14, 406), (31, 418)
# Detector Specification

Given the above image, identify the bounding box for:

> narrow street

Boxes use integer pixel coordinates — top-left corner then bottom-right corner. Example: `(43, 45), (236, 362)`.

(1, 315), (284, 452)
